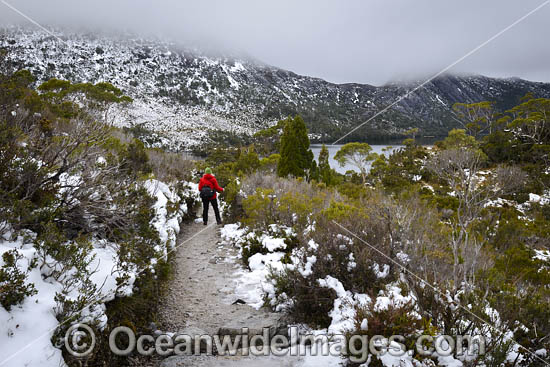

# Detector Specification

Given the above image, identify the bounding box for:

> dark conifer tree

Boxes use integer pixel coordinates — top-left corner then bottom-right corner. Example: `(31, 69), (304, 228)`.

(277, 115), (313, 178)
(318, 144), (333, 184)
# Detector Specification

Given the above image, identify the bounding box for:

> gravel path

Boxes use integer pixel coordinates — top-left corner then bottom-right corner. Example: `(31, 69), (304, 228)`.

(154, 216), (301, 367)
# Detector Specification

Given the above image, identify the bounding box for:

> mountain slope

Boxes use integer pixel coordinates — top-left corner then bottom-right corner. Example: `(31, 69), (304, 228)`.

(2, 27), (550, 150)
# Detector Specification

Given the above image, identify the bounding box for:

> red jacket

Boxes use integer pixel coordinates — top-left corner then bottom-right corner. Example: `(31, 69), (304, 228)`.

(198, 174), (223, 199)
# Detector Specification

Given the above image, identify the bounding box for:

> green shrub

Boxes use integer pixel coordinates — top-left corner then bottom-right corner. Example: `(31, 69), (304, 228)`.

(122, 138), (152, 175)
(320, 200), (367, 222)
(266, 267), (335, 327)
(242, 188), (278, 228)
(234, 146), (260, 175)
(259, 153), (280, 173)
(336, 182), (368, 200)
(0, 249), (37, 311)
(345, 301), (425, 365)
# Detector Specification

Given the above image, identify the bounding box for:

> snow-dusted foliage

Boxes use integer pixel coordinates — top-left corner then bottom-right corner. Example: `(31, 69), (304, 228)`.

(220, 221), (477, 367)
(0, 179), (197, 367)
(219, 149), (550, 366)
(0, 47), (208, 365)
(4, 27), (550, 149)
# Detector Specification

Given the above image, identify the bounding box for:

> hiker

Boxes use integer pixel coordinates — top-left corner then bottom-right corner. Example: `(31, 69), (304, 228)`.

(198, 167), (224, 225)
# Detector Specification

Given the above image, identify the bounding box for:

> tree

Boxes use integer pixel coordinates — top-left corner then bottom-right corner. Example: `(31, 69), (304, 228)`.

(318, 144), (337, 185)
(234, 145), (260, 175)
(402, 128), (419, 146)
(253, 119), (285, 155)
(452, 101), (497, 138)
(507, 97), (550, 146)
(427, 146), (525, 292)
(38, 79), (132, 123)
(277, 115), (313, 178)
(334, 142), (377, 183)
(436, 128), (479, 150)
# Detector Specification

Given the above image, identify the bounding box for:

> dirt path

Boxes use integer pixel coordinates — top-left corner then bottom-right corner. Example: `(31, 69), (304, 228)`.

(154, 215), (302, 367)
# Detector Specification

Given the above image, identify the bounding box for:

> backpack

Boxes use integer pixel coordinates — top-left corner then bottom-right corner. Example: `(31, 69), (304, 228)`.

(200, 185), (215, 200)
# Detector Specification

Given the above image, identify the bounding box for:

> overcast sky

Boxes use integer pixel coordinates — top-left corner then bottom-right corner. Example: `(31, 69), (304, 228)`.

(1, 0), (549, 85)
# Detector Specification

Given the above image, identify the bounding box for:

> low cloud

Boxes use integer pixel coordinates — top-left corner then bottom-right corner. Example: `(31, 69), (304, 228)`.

(1, 0), (549, 85)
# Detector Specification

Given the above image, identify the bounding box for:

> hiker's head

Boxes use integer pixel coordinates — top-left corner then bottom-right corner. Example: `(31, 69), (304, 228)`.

(205, 167), (212, 175)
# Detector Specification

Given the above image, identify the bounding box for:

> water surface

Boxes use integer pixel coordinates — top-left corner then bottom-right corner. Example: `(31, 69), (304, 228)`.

(311, 144), (403, 174)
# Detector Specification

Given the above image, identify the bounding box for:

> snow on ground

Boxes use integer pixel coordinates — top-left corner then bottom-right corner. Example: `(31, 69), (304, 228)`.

(529, 192), (550, 205)
(233, 252), (287, 309)
(0, 179), (197, 367)
(0, 233), (64, 367)
(145, 179), (198, 255)
(317, 275), (370, 334)
(222, 222), (474, 367)
(220, 223), (288, 309)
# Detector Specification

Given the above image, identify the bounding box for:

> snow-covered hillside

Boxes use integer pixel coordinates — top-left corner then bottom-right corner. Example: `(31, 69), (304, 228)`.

(3, 27), (550, 150)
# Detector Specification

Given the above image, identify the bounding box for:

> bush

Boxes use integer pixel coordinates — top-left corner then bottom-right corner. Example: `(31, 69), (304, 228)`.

(242, 188), (278, 228)
(147, 149), (195, 182)
(0, 249), (37, 311)
(266, 267), (335, 327)
(345, 300), (425, 365)
(239, 225), (300, 267)
(0, 64), (194, 366)
(122, 138), (152, 175)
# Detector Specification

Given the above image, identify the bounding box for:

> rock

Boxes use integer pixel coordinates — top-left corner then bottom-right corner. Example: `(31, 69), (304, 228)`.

(217, 311), (289, 349)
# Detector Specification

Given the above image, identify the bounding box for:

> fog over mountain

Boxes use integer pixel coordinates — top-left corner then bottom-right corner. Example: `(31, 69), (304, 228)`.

(1, 0), (549, 85)
(3, 28), (550, 151)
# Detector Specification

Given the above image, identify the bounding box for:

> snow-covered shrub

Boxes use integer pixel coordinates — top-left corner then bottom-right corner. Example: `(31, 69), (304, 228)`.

(265, 224), (384, 327)
(0, 65), (200, 366)
(0, 249), (37, 310)
(231, 224), (299, 268)
(343, 288), (423, 366)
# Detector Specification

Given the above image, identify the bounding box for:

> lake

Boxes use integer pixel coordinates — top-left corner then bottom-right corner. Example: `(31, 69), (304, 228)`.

(310, 144), (403, 174)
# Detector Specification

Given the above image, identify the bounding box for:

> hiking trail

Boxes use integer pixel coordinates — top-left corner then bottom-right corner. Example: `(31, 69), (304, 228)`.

(152, 213), (307, 367)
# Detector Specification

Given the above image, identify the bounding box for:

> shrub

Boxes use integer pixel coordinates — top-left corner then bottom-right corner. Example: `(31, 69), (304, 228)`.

(122, 138), (152, 175)
(242, 188), (278, 228)
(0, 249), (37, 311)
(320, 200), (367, 222)
(239, 225), (300, 267)
(147, 149), (195, 182)
(266, 267), (335, 327)
(277, 190), (325, 230)
(234, 146), (260, 175)
(345, 300), (425, 365)
(259, 153), (280, 174)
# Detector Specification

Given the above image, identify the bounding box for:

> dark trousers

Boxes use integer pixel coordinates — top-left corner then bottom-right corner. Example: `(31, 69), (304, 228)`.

(202, 197), (221, 224)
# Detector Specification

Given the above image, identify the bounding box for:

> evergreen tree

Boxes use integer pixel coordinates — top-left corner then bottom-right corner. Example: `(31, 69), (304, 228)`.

(277, 115), (313, 178)
(309, 159), (320, 182)
(318, 144), (333, 185)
